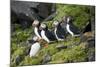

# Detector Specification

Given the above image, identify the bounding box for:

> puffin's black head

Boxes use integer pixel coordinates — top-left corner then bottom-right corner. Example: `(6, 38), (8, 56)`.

(62, 16), (67, 22)
(32, 20), (40, 27)
(62, 16), (73, 24)
(66, 16), (73, 24)
(40, 23), (48, 30)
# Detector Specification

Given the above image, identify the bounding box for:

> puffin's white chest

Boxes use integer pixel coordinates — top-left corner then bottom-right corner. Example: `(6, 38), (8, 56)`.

(29, 42), (40, 57)
(54, 28), (64, 41)
(54, 28), (58, 39)
(41, 30), (50, 43)
(34, 27), (41, 39)
(66, 24), (74, 36)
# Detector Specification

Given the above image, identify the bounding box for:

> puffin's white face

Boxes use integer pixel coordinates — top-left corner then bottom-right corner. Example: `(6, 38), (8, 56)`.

(67, 17), (70, 23)
(53, 21), (59, 27)
(67, 16), (72, 24)
(32, 20), (39, 27)
(33, 36), (39, 41)
(40, 23), (46, 30)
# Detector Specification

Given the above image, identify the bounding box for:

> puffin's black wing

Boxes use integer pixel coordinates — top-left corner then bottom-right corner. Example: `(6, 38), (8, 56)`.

(56, 24), (66, 39)
(60, 22), (68, 34)
(38, 29), (42, 37)
(69, 23), (80, 34)
(45, 30), (57, 41)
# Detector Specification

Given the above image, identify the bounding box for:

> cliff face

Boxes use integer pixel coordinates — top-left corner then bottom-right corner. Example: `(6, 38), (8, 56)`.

(11, 1), (56, 29)
(11, 2), (95, 67)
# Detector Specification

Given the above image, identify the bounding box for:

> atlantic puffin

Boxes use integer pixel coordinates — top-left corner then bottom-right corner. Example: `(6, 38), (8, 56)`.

(53, 21), (66, 41)
(63, 16), (80, 37)
(32, 20), (42, 39)
(28, 36), (41, 57)
(40, 23), (57, 43)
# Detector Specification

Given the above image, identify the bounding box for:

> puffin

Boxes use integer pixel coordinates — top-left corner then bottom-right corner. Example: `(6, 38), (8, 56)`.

(28, 36), (41, 57)
(32, 20), (42, 39)
(63, 16), (80, 37)
(53, 21), (66, 41)
(40, 23), (57, 43)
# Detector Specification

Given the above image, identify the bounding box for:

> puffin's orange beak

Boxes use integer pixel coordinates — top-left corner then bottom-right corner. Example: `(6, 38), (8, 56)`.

(44, 44), (48, 48)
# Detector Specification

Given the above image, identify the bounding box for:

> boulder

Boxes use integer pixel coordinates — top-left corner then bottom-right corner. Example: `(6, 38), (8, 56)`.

(11, 1), (56, 29)
(42, 53), (51, 64)
(15, 55), (21, 65)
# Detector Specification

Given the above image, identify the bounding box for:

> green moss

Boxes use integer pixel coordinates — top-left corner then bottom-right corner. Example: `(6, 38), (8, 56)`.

(52, 4), (94, 30)
(51, 42), (87, 63)
(19, 56), (42, 65)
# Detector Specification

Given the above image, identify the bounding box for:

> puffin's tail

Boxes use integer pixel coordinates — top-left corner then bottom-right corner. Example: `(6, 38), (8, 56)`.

(79, 21), (90, 37)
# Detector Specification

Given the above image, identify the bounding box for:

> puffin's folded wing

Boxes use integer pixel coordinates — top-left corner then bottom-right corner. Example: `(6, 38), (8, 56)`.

(45, 30), (57, 41)
(70, 24), (80, 34)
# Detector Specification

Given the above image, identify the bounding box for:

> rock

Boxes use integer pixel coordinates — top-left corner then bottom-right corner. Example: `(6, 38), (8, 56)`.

(79, 42), (89, 49)
(15, 55), (21, 65)
(87, 37), (95, 48)
(43, 11), (57, 22)
(11, 1), (56, 29)
(88, 51), (95, 61)
(56, 44), (67, 50)
(80, 31), (95, 49)
(42, 53), (51, 64)
(11, 24), (16, 33)
(80, 32), (94, 42)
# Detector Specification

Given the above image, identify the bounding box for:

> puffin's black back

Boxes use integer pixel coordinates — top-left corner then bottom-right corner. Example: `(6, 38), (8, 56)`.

(60, 21), (68, 34)
(56, 24), (66, 39)
(68, 23), (80, 34)
(28, 39), (36, 44)
(44, 27), (57, 41)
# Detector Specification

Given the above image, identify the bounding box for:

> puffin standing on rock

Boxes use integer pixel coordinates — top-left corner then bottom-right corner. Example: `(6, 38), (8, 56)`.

(53, 21), (66, 41)
(32, 20), (42, 39)
(40, 23), (57, 43)
(63, 16), (80, 37)
(28, 36), (41, 57)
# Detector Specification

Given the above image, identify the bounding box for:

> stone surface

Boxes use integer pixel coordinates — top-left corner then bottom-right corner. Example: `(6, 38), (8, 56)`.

(11, 1), (56, 29)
